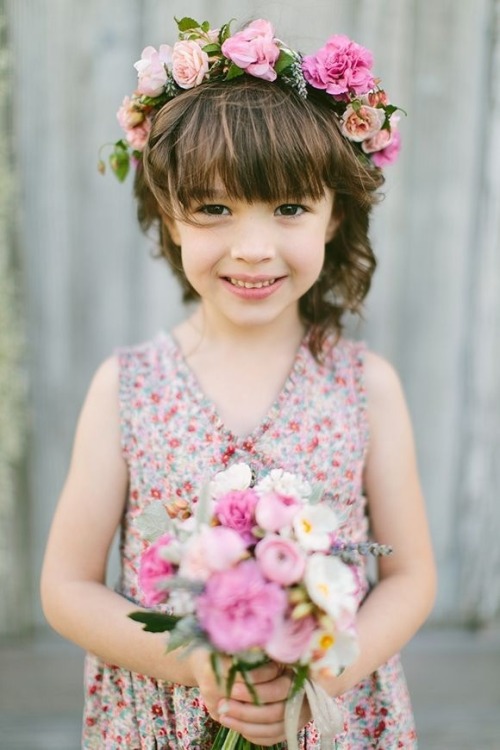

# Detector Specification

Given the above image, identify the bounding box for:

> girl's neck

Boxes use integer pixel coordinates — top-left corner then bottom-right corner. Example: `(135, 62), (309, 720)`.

(170, 306), (308, 438)
(174, 305), (307, 361)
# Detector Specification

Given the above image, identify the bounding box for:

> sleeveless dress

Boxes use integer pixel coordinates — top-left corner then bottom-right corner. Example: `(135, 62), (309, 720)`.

(83, 331), (417, 749)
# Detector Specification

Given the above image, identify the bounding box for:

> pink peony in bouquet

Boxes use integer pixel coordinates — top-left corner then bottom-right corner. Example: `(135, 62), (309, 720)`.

(130, 463), (392, 749)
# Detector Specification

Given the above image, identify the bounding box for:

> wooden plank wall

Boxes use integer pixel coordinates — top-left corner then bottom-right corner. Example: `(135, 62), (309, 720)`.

(3, 0), (499, 633)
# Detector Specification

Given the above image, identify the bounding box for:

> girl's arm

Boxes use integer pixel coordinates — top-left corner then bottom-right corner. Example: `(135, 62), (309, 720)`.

(321, 351), (437, 696)
(40, 356), (199, 685)
(41, 356), (300, 742)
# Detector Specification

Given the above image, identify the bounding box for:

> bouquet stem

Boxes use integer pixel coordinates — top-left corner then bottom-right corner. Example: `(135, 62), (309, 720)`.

(213, 726), (283, 749)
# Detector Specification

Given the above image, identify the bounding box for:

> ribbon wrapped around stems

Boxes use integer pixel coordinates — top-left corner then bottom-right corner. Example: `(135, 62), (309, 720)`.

(284, 678), (343, 749)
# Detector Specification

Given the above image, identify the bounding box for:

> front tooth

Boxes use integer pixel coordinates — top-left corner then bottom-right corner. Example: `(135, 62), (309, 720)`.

(230, 278), (276, 288)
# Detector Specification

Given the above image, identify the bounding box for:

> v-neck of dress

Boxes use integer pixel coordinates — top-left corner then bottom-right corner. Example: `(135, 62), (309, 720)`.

(158, 330), (310, 446)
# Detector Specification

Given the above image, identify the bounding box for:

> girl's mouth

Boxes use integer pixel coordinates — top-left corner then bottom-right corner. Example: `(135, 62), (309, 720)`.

(227, 277), (277, 289)
(222, 275), (285, 299)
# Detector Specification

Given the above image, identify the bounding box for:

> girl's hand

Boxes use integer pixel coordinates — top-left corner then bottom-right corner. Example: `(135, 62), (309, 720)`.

(189, 650), (311, 744)
(188, 650), (285, 723)
(217, 667), (312, 746)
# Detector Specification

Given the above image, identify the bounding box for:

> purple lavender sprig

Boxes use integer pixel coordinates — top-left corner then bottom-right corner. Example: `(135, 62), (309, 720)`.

(331, 540), (393, 565)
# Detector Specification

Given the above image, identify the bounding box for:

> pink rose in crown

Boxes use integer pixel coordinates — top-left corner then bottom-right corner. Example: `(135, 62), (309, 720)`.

(196, 560), (287, 652)
(340, 103), (385, 142)
(255, 534), (306, 585)
(266, 613), (317, 664)
(134, 45), (172, 96)
(255, 491), (302, 532)
(370, 128), (402, 167)
(214, 489), (259, 544)
(138, 532), (178, 606)
(302, 34), (375, 99)
(221, 19), (280, 82)
(180, 525), (246, 581)
(172, 40), (210, 89)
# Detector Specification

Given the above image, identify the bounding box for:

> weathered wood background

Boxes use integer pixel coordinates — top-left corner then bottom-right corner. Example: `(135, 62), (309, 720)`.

(1, 0), (499, 634)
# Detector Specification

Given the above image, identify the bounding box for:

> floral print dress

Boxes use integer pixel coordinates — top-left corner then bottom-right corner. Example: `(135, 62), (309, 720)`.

(83, 331), (417, 749)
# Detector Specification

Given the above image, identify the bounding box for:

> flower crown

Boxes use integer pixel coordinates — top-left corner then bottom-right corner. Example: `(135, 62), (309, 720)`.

(99, 16), (402, 182)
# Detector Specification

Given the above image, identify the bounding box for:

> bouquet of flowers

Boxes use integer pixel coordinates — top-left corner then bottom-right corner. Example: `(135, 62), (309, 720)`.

(130, 463), (392, 749)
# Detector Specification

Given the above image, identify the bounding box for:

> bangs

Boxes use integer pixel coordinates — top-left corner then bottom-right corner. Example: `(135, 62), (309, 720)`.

(144, 79), (350, 215)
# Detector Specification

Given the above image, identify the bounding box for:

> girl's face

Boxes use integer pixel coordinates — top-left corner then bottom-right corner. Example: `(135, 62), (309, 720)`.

(167, 190), (338, 334)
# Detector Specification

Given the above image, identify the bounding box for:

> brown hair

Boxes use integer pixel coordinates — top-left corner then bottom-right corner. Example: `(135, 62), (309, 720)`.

(135, 77), (383, 358)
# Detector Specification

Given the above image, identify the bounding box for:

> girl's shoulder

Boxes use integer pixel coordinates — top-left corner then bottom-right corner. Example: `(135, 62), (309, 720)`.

(115, 331), (169, 367)
(362, 348), (405, 409)
(84, 333), (172, 407)
(324, 335), (404, 407)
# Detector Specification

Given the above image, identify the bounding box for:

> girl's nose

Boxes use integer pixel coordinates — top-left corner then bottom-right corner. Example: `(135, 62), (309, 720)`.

(229, 220), (276, 263)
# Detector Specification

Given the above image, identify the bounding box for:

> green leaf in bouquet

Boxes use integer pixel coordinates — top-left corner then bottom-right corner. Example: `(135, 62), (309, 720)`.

(135, 501), (170, 542)
(194, 479), (212, 527)
(128, 611), (180, 632)
(308, 483), (325, 505)
(165, 615), (204, 652)
(225, 662), (239, 699)
(159, 576), (204, 594)
(210, 651), (223, 687)
(239, 666), (260, 705)
(289, 663), (309, 698)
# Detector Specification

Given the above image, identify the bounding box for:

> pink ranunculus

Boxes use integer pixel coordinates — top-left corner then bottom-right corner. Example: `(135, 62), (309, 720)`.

(196, 560), (287, 653)
(138, 532), (177, 606)
(221, 19), (280, 82)
(255, 535), (306, 585)
(340, 104), (385, 142)
(266, 613), (317, 664)
(370, 127), (402, 167)
(171, 40), (210, 89)
(302, 35), (375, 99)
(255, 491), (301, 532)
(134, 44), (172, 97)
(125, 117), (152, 151)
(215, 489), (259, 544)
(180, 525), (247, 581)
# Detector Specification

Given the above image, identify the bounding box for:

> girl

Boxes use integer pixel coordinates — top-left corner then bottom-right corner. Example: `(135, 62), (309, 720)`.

(41, 17), (436, 749)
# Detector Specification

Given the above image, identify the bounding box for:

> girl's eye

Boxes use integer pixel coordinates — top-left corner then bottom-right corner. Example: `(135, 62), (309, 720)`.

(198, 204), (230, 216)
(275, 204), (306, 217)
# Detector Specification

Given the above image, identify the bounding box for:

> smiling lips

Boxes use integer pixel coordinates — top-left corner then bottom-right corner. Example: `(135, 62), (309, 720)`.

(223, 275), (285, 299)
(228, 277), (277, 289)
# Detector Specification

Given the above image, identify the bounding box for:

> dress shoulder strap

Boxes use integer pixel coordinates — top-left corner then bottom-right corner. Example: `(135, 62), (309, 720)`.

(115, 334), (169, 461)
(322, 336), (370, 456)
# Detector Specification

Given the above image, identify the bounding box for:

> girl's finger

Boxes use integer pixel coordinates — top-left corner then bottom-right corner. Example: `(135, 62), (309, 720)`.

(219, 712), (285, 743)
(233, 661), (284, 684)
(218, 698), (284, 725)
(230, 673), (291, 703)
